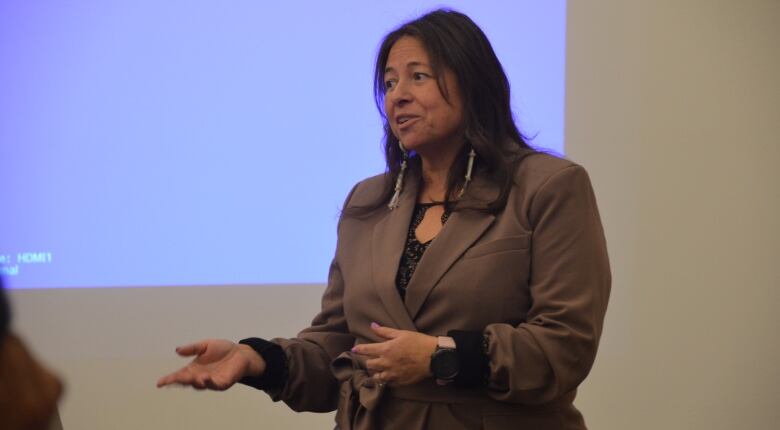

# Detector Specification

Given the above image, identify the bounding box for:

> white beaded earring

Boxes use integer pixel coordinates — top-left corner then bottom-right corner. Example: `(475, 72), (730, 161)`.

(458, 147), (477, 198)
(388, 141), (409, 210)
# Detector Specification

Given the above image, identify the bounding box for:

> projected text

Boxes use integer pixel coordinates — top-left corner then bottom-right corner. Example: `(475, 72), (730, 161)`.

(0, 252), (53, 277)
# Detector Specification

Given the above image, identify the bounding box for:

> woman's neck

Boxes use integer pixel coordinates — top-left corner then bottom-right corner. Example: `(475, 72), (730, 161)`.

(417, 143), (462, 203)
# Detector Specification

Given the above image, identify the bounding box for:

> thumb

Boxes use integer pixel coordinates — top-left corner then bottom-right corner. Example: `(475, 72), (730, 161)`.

(175, 341), (207, 357)
(371, 322), (401, 339)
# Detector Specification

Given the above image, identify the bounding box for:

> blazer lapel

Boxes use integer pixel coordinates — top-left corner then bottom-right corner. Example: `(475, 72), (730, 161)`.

(371, 171), (418, 331)
(404, 177), (498, 321)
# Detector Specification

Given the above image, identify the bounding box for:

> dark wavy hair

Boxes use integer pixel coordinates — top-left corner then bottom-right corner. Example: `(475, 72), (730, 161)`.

(346, 9), (534, 217)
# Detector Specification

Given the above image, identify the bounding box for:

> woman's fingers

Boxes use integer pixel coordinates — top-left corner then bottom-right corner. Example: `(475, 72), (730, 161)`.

(204, 375), (223, 391)
(367, 359), (398, 385)
(175, 341), (207, 357)
(156, 374), (178, 387)
(205, 372), (235, 391)
(156, 371), (179, 387)
(365, 357), (387, 372)
(157, 355), (242, 390)
(193, 372), (211, 389)
(373, 371), (394, 385)
(352, 341), (388, 357)
(370, 322), (402, 340)
(157, 364), (203, 387)
(183, 366), (219, 390)
(174, 366), (235, 391)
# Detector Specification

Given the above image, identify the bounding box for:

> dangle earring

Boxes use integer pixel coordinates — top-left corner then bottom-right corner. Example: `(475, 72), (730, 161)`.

(458, 147), (477, 198)
(388, 141), (409, 210)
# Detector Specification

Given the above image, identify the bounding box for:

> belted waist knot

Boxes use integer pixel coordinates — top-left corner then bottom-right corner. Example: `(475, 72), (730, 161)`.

(332, 352), (385, 411)
(331, 352), (386, 430)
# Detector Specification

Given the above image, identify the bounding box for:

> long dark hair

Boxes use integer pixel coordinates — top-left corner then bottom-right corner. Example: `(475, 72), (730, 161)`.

(346, 9), (534, 217)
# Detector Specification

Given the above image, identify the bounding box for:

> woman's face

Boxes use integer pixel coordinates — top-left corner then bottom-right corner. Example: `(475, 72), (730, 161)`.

(383, 36), (464, 156)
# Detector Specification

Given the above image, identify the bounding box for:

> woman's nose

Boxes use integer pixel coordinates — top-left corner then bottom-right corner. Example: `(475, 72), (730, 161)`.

(387, 80), (412, 107)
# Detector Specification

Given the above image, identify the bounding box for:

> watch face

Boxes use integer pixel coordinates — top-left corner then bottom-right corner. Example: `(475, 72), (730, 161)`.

(432, 349), (459, 379)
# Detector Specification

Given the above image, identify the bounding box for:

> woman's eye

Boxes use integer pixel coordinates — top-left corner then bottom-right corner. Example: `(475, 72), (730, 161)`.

(413, 72), (429, 81)
(384, 80), (396, 91)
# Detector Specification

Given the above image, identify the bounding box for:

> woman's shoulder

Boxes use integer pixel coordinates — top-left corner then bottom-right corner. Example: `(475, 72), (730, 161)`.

(502, 150), (598, 215)
(514, 150), (589, 191)
(516, 150), (579, 177)
(355, 172), (389, 191)
(342, 172), (391, 210)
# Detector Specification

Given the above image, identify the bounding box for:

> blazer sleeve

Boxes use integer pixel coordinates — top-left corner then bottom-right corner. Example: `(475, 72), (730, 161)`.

(484, 164), (611, 404)
(263, 184), (360, 412)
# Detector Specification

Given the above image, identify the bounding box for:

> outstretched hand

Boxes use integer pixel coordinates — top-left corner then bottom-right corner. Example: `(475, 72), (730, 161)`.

(156, 339), (265, 391)
(351, 323), (437, 386)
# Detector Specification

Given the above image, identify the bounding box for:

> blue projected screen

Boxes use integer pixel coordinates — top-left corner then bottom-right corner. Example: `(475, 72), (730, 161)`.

(0, 1), (567, 289)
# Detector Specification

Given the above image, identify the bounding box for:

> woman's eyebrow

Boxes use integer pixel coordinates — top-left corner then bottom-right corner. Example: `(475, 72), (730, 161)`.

(385, 61), (430, 74)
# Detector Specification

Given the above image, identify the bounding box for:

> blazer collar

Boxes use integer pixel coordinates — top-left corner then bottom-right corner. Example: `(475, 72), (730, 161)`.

(371, 170), (418, 331)
(371, 170), (498, 328)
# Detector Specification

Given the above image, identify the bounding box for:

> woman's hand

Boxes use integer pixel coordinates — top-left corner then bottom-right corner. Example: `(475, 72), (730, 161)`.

(156, 339), (265, 391)
(351, 323), (437, 386)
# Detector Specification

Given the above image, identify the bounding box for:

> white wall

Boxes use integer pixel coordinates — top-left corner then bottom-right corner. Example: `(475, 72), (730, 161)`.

(9, 1), (780, 428)
(566, 1), (780, 428)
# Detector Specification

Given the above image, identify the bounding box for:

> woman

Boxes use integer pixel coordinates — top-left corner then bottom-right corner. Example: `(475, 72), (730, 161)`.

(158, 9), (610, 430)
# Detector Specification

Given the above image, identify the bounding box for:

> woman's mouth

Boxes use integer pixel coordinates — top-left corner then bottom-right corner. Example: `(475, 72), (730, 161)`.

(396, 115), (419, 130)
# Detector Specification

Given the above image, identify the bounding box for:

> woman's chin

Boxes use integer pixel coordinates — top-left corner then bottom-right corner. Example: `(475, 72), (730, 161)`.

(398, 137), (429, 153)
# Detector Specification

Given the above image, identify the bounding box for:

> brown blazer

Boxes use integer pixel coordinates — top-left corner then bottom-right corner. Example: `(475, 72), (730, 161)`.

(269, 153), (611, 430)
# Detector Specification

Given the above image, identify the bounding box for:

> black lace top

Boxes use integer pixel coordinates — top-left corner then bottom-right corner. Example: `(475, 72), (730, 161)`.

(395, 202), (452, 299)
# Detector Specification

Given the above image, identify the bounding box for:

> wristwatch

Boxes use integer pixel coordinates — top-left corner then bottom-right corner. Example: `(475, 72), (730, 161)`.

(430, 336), (459, 385)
